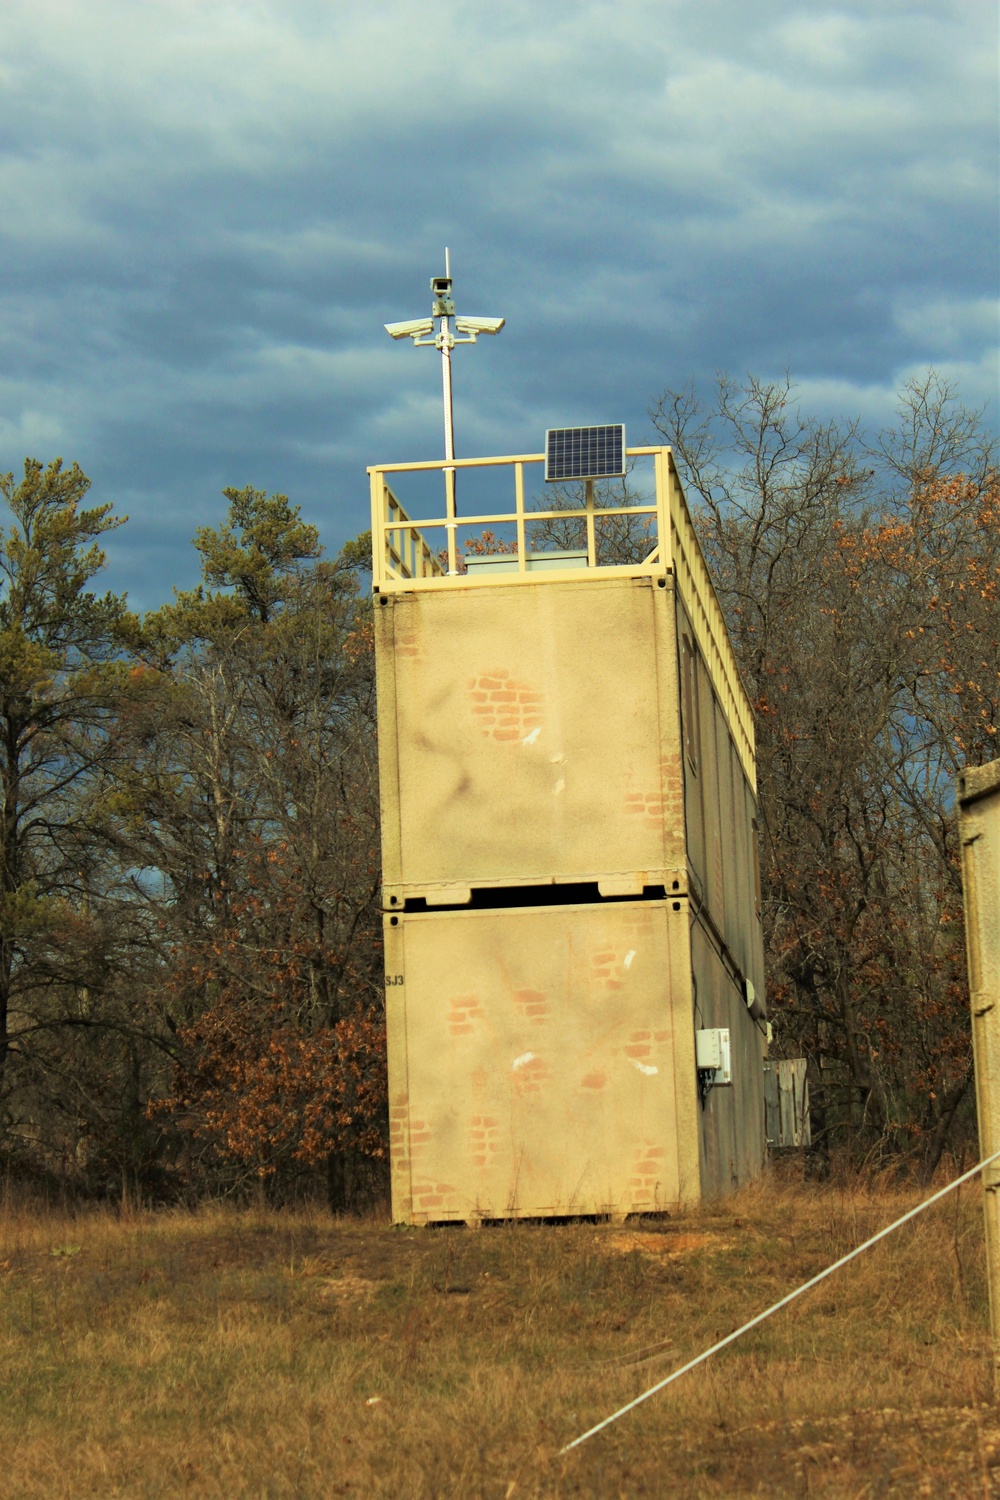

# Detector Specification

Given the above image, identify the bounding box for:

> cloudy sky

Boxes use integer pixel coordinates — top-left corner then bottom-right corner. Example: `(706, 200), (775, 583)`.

(0, 0), (996, 607)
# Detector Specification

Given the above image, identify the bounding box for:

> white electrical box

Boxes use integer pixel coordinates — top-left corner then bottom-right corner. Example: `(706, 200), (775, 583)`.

(696, 1027), (732, 1085)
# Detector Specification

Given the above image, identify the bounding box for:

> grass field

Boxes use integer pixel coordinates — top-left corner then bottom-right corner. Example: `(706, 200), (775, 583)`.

(2, 1167), (999, 1498)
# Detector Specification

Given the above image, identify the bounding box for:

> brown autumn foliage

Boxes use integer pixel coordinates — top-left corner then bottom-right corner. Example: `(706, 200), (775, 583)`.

(0, 480), (386, 1206)
(159, 838), (386, 1193)
(653, 372), (998, 1175)
(123, 491), (385, 1208)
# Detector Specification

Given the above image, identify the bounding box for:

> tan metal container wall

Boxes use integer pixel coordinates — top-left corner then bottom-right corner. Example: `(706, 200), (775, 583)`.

(698, 652), (726, 922)
(690, 917), (767, 1197)
(958, 761), (1000, 1344)
(375, 575), (687, 904)
(676, 594), (765, 1012)
(385, 898), (701, 1223)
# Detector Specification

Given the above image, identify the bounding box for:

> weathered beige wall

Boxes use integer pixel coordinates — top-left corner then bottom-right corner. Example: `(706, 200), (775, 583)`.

(957, 760), (1000, 1363)
(676, 595), (765, 1012)
(690, 917), (767, 1197)
(374, 575), (687, 905)
(676, 589), (767, 1197)
(385, 898), (701, 1223)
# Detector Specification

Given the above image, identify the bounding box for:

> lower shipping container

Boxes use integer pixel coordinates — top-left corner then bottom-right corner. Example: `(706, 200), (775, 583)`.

(384, 897), (764, 1224)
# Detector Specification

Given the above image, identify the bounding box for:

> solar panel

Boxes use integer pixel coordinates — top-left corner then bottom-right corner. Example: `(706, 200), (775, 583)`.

(545, 425), (625, 483)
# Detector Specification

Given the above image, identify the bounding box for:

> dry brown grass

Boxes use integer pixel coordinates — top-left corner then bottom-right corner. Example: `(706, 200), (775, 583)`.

(2, 1166), (999, 1497)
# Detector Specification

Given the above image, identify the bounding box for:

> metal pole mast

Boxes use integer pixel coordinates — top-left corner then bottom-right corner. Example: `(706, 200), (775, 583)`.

(440, 247), (455, 464)
(439, 248), (457, 571)
(383, 254), (504, 575)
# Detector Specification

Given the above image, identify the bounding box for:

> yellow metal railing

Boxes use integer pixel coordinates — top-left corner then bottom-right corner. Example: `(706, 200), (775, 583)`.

(367, 446), (756, 785)
(369, 448), (664, 585)
(663, 455), (757, 789)
(381, 483), (446, 582)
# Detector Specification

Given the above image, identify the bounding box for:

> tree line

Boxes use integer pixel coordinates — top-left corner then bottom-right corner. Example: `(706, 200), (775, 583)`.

(0, 468), (382, 1208)
(653, 372), (998, 1178)
(0, 372), (995, 1206)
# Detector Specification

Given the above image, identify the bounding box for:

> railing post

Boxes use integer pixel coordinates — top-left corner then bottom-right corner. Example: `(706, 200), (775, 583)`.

(656, 448), (672, 573)
(515, 462), (527, 572)
(369, 468), (383, 588)
(585, 479), (597, 568)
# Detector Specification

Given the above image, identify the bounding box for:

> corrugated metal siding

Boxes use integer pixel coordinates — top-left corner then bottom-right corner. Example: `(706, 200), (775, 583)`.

(676, 593), (765, 1021)
(690, 919), (767, 1197)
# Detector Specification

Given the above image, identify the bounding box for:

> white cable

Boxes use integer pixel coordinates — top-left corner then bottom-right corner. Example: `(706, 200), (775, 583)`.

(561, 1148), (1000, 1454)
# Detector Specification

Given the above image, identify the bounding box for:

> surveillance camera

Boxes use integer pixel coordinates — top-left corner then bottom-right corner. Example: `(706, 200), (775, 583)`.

(384, 319), (435, 340)
(430, 275), (455, 317)
(454, 316), (505, 337)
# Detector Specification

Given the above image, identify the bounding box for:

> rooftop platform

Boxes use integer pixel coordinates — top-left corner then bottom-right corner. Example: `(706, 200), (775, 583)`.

(368, 445), (756, 786)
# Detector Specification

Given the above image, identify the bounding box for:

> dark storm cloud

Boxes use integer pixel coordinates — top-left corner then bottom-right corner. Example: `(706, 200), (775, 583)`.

(0, 0), (995, 606)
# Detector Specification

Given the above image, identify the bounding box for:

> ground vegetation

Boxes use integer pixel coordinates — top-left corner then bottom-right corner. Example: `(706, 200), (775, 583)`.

(1, 1169), (996, 1497)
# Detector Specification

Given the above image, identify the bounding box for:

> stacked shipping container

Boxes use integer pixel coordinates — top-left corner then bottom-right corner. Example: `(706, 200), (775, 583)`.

(371, 447), (767, 1222)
